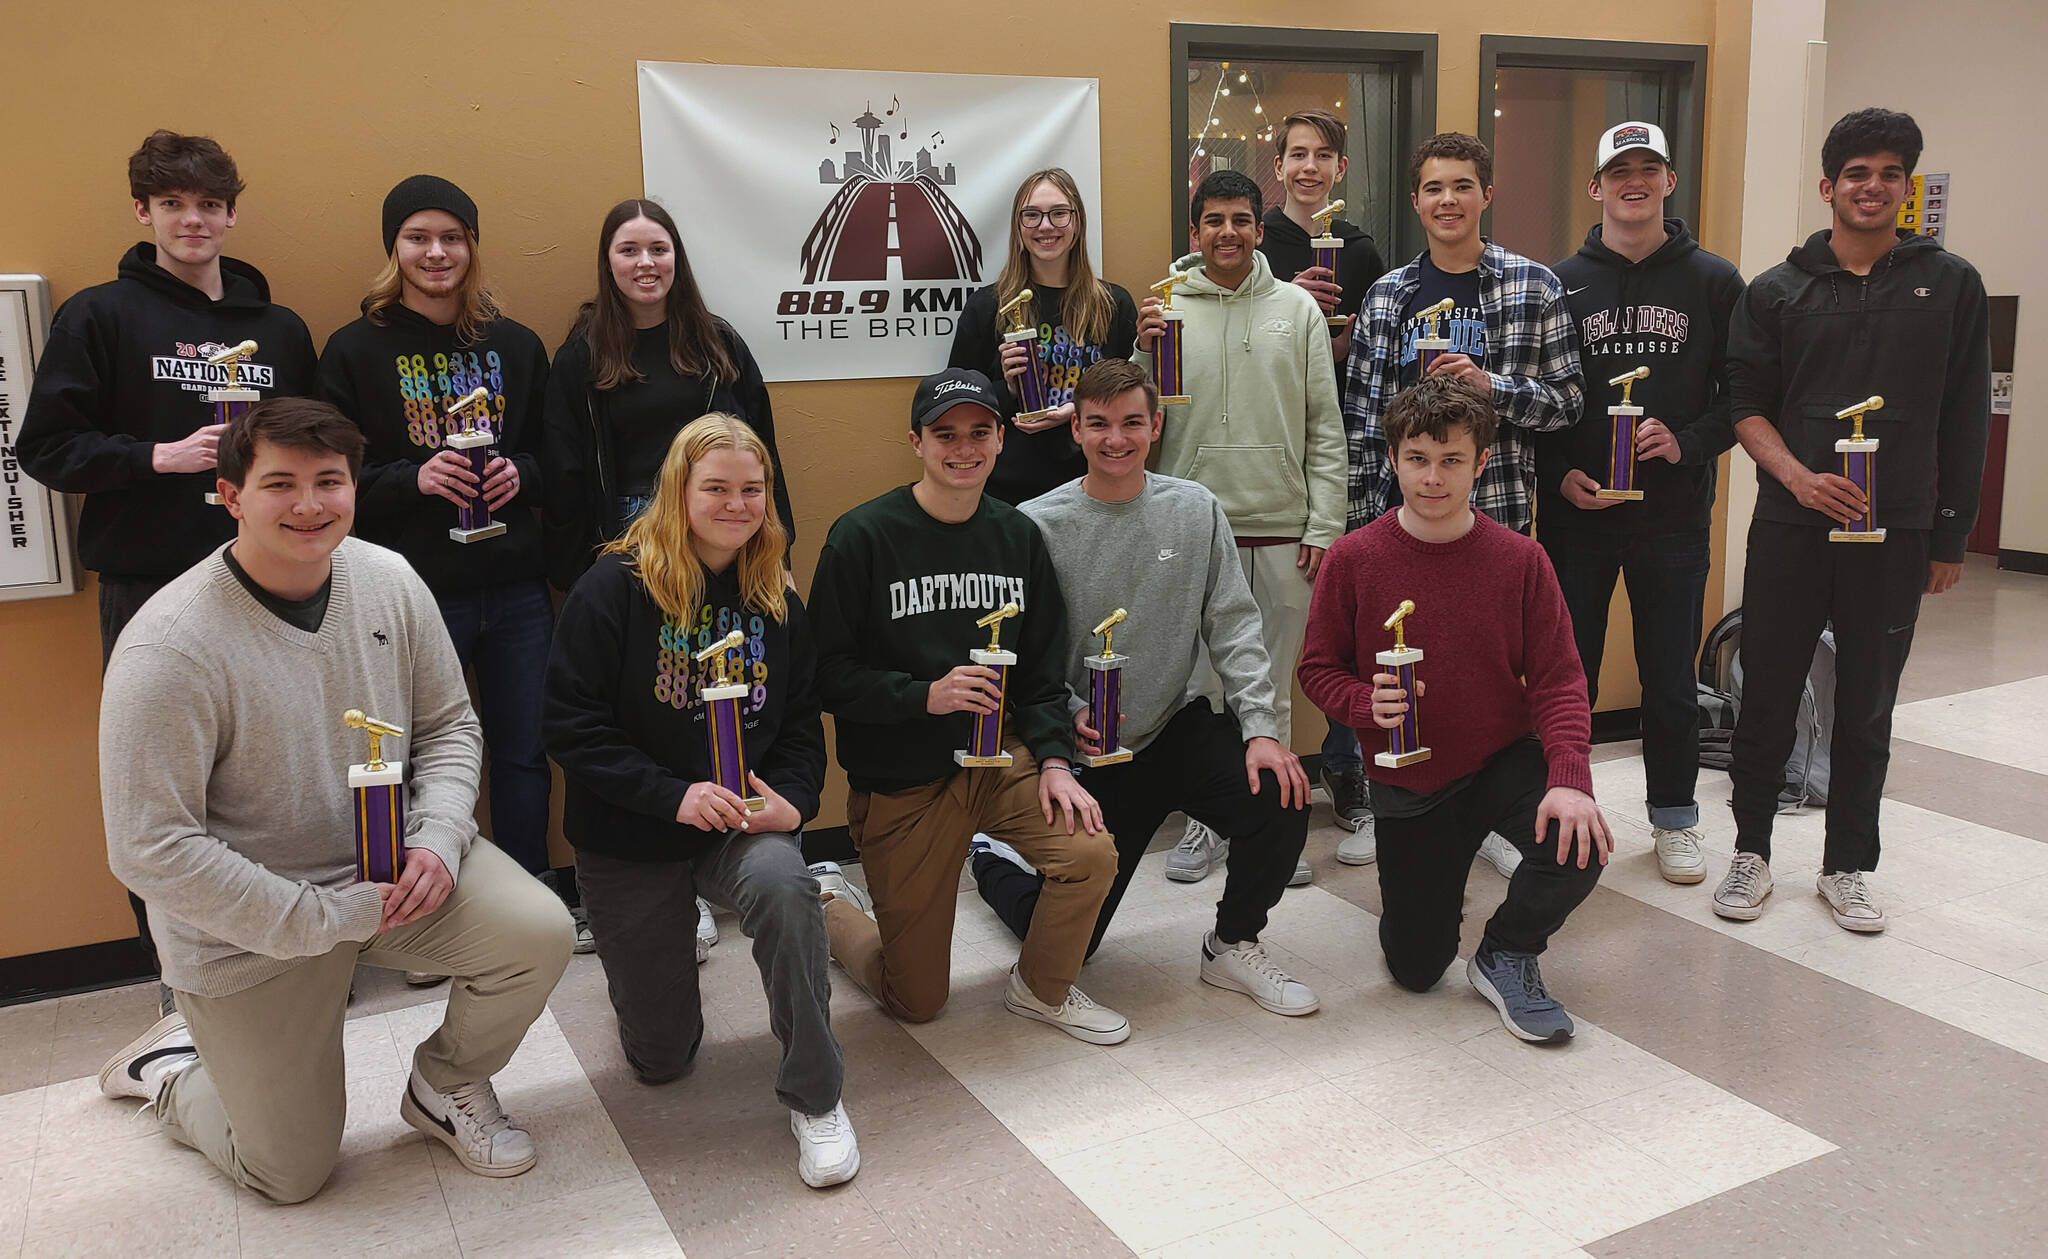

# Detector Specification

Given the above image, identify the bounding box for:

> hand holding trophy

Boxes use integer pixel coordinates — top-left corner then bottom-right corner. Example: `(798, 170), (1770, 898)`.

(997, 288), (1052, 424)
(202, 340), (259, 505)
(1078, 608), (1133, 767)
(955, 601), (1020, 768)
(344, 709), (406, 883)
(1829, 395), (1886, 542)
(694, 628), (766, 813)
(1148, 271), (1193, 405)
(444, 386), (507, 543)
(1374, 600), (1432, 769)
(1597, 366), (1650, 501)
(1309, 200), (1347, 329)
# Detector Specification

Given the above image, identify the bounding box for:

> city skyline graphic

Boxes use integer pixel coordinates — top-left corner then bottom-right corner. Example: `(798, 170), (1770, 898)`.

(799, 96), (984, 284)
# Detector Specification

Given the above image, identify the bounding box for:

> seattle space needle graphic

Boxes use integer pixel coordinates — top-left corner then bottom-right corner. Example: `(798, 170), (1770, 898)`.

(800, 97), (984, 284)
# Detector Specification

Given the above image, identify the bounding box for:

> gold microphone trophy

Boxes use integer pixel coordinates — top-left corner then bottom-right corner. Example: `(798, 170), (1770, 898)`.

(444, 386), (507, 543)
(1149, 271), (1192, 405)
(202, 340), (259, 505)
(1309, 200), (1348, 329)
(1078, 608), (1133, 767)
(1374, 600), (1431, 769)
(1597, 366), (1650, 501)
(997, 289), (1052, 424)
(344, 709), (406, 883)
(1412, 298), (1456, 376)
(694, 629), (766, 813)
(955, 602), (1020, 768)
(1829, 395), (1886, 543)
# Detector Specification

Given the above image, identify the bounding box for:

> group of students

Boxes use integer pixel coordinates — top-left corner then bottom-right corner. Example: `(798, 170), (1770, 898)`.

(25, 99), (1987, 1208)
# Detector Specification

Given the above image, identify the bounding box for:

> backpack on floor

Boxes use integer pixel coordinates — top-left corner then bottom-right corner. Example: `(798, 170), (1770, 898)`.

(1696, 610), (1835, 810)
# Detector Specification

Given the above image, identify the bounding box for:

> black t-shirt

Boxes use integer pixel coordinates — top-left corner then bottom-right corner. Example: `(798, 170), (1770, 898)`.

(612, 326), (722, 499)
(222, 546), (331, 633)
(1398, 255), (1487, 387)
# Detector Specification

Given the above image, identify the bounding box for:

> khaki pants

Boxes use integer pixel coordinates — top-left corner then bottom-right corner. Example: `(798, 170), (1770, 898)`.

(158, 841), (575, 1203)
(824, 744), (1117, 1018)
(1193, 541), (1312, 735)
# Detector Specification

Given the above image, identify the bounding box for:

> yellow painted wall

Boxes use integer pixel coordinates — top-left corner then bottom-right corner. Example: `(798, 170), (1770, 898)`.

(0, 0), (1745, 962)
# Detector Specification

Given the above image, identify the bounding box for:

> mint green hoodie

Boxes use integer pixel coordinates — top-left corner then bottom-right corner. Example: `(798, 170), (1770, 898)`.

(1141, 250), (1346, 549)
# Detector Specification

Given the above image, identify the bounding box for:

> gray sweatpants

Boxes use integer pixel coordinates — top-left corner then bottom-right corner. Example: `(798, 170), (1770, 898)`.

(575, 832), (842, 1115)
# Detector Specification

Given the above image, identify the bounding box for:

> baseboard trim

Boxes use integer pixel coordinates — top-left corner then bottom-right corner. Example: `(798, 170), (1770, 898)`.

(1998, 548), (2048, 575)
(1592, 707), (1644, 744)
(1, 938), (157, 1007)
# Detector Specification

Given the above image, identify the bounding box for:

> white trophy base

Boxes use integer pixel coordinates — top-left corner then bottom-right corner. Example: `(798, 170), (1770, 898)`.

(446, 429), (493, 452)
(1835, 437), (1880, 454)
(204, 492), (225, 505)
(1078, 749), (1133, 767)
(348, 762), (405, 789)
(1375, 645), (1424, 668)
(449, 522), (507, 544)
(1829, 528), (1887, 543)
(954, 751), (1014, 768)
(206, 387), (260, 405)
(969, 647), (1017, 668)
(1413, 334), (1452, 357)
(1375, 747), (1433, 769)
(702, 682), (749, 701)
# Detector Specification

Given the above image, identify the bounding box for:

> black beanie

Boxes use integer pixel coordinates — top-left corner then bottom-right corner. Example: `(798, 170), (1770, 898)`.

(381, 175), (479, 254)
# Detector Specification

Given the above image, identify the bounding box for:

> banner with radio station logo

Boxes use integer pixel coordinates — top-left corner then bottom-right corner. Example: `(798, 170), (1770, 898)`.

(638, 62), (1101, 383)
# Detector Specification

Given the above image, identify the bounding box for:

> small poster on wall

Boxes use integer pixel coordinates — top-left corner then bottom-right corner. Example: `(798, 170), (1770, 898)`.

(639, 62), (1102, 383)
(1896, 171), (1949, 244)
(0, 275), (80, 603)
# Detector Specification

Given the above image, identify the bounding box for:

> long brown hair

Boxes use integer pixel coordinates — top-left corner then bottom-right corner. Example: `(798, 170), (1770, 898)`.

(362, 224), (500, 346)
(602, 414), (789, 624)
(574, 199), (735, 391)
(994, 169), (1112, 348)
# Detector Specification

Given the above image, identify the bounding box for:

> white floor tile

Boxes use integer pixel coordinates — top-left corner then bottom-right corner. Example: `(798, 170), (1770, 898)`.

(1333, 1045), (1566, 1154)
(1445, 1114), (1709, 1246)
(23, 1140), (235, 1249)
(1578, 1075), (1838, 1196)
(960, 1053), (1180, 1160)
(0, 1090), (42, 1165)
(1780, 931), (1993, 1007)
(1194, 1081), (1432, 1201)
(451, 1174), (684, 1258)
(1114, 1017), (1320, 1118)
(1241, 982), (1444, 1079)
(0, 1159), (30, 1259)
(427, 1095), (638, 1226)
(1458, 1020), (1688, 1112)
(1303, 1157), (1576, 1259)
(1892, 676), (2048, 774)
(1046, 1120), (1291, 1251)
(233, 1142), (459, 1259)
(1152, 1203), (1360, 1258)
(1916, 975), (2048, 1062)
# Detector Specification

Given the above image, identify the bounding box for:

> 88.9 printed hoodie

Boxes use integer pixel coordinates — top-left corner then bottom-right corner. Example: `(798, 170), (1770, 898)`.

(1537, 219), (1745, 536)
(18, 244), (317, 579)
(1139, 250), (1347, 550)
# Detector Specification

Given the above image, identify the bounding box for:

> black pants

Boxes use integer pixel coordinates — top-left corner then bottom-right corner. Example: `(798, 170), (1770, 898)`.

(1374, 737), (1602, 992)
(973, 700), (1308, 956)
(100, 575), (173, 975)
(1543, 528), (1711, 829)
(1730, 521), (1928, 873)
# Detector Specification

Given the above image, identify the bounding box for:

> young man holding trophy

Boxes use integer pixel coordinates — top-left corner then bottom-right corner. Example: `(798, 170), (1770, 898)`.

(1134, 169), (1347, 889)
(1535, 122), (1745, 887)
(1715, 108), (1991, 932)
(807, 368), (1128, 1044)
(95, 399), (574, 1203)
(1300, 377), (1608, 1043)
(968, 359), (1320, 1017)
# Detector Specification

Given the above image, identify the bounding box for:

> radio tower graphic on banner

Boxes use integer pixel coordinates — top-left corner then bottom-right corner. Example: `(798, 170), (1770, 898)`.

(802, 98), (983, 283)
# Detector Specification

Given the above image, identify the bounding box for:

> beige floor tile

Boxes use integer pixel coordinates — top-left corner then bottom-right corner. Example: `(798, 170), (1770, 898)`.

(961, 1053), (1179, 1160)
(1332, 1045), (1565, 1154)
(1373, 965), (1507, 1044)
(839, 1085), (1036, 1214)
(642, 1143), (895, 1259)
(1890, 877), (2048, 977)
(233, 1142), (459, 1259)
(1045, 1120), (1290, 1252)
(1892, 676), (2048, 775)
(1113, 1016), (1320, 1118)
(1194, 1080), (1432, 1201)
(428, 1095), (637, 1225)
(1063, 945), (1243, 1045)
(900, 982), (1102, 1083)
(1578, 1075), (1837, 1196)
(1780, 930), (1993, 1007)
(1302, 1158), (1575, 1259)
(33, 1076), (160, 1156)
(1916, 975), (2048, 1062)
(0, 1090), (42, 1165)
(341, 1010), (408, 1077)
(0, 1158), (30, 1259)
(0, 1002), (56, 1096)
(452, 1175), (683, 1258)
(1444, 1114), (1709, 1246)
(1458, 1020), (1688, 1112)
(1151, 1203), (1359, 1258)
(42, 985), (165, 1087)
(882, 1160), (1133, 1258)
(23, 1139), (234, 1248)
(340, 1068), (421, 1160)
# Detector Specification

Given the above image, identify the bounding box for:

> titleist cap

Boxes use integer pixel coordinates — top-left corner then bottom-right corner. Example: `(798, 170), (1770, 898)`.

(910, 368), (1004, 430)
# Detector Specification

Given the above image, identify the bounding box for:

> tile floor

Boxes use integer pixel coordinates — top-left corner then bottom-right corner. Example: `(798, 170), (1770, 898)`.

(6, 555), (2048, 1257)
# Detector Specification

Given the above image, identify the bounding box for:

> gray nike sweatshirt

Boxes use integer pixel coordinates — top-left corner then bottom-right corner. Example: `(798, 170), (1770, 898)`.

(100, 537), (483, 997)
(1022, 473), (1281, 752)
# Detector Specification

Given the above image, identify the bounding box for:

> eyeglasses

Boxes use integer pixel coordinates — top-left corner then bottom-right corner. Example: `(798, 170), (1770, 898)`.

(1018, 207), (1075, 228)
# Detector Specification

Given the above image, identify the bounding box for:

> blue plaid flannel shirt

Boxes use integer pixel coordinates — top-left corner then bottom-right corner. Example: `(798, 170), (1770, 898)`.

(1342, 241), (1584, 532)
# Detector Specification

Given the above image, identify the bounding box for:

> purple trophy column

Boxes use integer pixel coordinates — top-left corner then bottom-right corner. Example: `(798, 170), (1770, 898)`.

(1091, 666), (1121, 752)
(708, 694), (749, 797)
(355, 783), (405, 883)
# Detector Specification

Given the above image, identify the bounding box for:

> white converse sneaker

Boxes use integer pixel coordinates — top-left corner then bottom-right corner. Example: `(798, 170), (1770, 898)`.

(1652, 827), (1707, 884)
(1478, 833), (1522, 879)
(1817, 871), (1887, 933)
(1712, 852), (1774, 921)
(571, 906), (597, 955)
(400, 1070), (537, 1178)
(1200, 935), (1319, 1016)
(1003, 966), (1130, 1044)
(789, 1100), (861, 1187)
(810, 861), (873, 916)
(1166, 819), (1224, 883)
(697, 897), (719, 965)
(1336, 821), (1378, 866)
(99, 1012), (197, 1101)
(1288, 856), (1314, 887)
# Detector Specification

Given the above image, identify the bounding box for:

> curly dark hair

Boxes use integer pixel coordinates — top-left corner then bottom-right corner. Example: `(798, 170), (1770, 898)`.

(127, 130), (245, 208)
(1189, 169), (1263, 226)
(1821, 108), (1922, 182)
(1407, 132), (1493, 195)
(1384, 375), (1498, 457)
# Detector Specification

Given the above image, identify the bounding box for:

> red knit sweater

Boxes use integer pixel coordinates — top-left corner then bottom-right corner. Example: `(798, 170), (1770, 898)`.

(1299, 510), (1594, 798)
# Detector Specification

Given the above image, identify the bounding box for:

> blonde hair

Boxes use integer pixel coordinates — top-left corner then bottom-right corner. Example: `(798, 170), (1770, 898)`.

(994, 169), (1112, 348)
(363, 225), (500, 346)
(603, 414), (789, 623)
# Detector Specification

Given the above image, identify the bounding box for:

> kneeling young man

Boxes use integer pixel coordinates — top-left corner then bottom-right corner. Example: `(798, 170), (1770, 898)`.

(1299, 377), (1609, 1042)
(808, 369), (1127, 1044)
(970, 358), (1318, 1016)
(97, 399), (574, 1203)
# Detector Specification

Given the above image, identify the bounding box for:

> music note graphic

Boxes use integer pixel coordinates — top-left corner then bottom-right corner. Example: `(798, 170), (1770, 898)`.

(898, 113), (908, 140)
(887, 94), (899, 115)
(930, 130), (944, 145)
(829, 122), (840, 145)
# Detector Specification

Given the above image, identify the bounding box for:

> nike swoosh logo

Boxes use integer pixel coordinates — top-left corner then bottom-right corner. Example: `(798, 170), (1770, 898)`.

(1158, 549), (1178, 561)
(1567, 287), (1589, 296)
(127, 1045), (195, 1081)
(410, 1081), (459, 1137)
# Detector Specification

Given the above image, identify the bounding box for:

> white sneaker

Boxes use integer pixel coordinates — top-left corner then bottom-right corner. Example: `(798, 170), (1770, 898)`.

(98, 1012), (197, 1101)
(1652, 827), (1707, 884)
(1817, 871), (1887, 933)
(1289, 856), (1313, 887)
(1200, 935), (1319, 1016)
(789, 1100), (861, 1187)
(1478, 833), (1522, 879)
(1712, 852), (1774, 921)
(571, 906), (597, 955)
(697, 897), (718, 965)
(405, 971), (447, 987)
(810, 861), (873, 916)
(1336, 822), (1378, 866)
(1003, 966), (1130, 1044)
(1166, 819), (1225, 883)
(400, 1070), (537, 1178)
(968, 835), (1034, 874)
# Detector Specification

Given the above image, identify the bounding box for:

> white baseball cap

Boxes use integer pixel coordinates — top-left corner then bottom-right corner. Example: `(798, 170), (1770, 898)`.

(1595, 121), (1671, 174)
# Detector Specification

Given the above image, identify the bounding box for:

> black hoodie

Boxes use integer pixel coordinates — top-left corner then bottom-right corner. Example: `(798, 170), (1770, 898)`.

(543, 553), (825, 863)
(315, 305), (548, 593)
(1538, 220), (1744, 535)
(18, 245), (317, 579)
(1259, 208), (1387, 398)
(1729, 229), (1990, 561)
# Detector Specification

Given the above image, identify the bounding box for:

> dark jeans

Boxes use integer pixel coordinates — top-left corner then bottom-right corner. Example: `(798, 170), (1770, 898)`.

(435, 580), (554, 877)
(1542, 528), (1712, 829)
(1730, 521), (1928, 873)
(1321, 718), (1362, 774)
(575, 837), (843, 1114)
(1374, 737), (1602, 991)
(100, 575), (173, 974)
(973, 700), (1308, 955)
